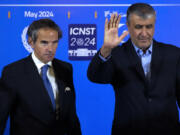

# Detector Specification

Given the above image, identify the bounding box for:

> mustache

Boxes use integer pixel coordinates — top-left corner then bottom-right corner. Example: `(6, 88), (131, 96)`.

(138, 35), (152, 40)
(45, 53), (54, 56)
(138, 37), (151, 40)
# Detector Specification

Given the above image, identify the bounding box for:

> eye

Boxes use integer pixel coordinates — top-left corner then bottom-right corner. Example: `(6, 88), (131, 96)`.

(135, 25), (143, 29)
(146, 24), (153, 29)
(40, 40), (48, 45)
(53, 40), (58, 44)
(51, 40), (58, 46)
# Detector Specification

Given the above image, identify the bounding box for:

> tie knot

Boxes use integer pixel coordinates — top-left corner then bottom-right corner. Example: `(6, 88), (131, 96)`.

(41, 64), (49, 75)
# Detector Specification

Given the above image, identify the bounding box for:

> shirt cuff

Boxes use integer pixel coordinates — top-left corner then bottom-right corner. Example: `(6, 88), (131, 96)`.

(99, 52), (111, 62)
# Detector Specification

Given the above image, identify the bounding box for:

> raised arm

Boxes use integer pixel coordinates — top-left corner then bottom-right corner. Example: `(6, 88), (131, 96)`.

(87, 13), (128, 84)
(100, 13), (128, 58)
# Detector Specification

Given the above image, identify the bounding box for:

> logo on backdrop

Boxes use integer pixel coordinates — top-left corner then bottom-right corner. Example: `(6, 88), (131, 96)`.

(21, 26), (33, 53)
(68, 24), (97, 60)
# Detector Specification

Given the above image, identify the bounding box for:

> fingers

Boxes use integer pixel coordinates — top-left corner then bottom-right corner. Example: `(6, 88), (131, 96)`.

(107, 14), (113, 29)
(116, 14), (121, 28)
(118, 31), (129, 44)
(105, 18), (108, 31)
(113, 14), (118, 28)
(111, 14), (115, 28)
(107, 13), (121, 29)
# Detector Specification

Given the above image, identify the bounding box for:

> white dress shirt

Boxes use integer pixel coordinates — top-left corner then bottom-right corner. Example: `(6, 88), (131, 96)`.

(31, 52), (58, 99)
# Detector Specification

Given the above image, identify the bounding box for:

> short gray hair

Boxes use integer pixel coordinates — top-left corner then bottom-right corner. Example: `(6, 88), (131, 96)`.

(27, 18), (62, 43)
(126, 3), (156, 24)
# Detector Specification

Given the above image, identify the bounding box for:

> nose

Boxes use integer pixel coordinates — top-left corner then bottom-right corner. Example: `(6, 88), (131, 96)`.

(141, 27), (148, 37)
(46, 44), (53, 52)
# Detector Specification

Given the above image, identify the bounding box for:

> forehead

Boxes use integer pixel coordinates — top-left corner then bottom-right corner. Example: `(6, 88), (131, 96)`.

(37, 28), (58, 39)
(129, 14), (155, 25)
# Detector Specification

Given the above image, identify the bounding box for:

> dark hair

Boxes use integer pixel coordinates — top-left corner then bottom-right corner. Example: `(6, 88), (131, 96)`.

(127, 3), (156, 24)
(27, 18), (62, 43)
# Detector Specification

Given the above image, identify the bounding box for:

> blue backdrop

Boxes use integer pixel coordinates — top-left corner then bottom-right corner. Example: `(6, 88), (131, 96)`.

(1, 0), (180, 135)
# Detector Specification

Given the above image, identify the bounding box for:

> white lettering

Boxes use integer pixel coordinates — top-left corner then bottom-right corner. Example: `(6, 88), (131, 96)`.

(70, 27), (96, 35)
(24, 11), (38, 18)
(24, 11), (54, 18)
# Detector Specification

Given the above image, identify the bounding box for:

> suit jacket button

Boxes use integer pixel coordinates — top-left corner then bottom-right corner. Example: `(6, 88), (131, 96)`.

(56, 115), (59, 120)
(148, 98), (152, 102)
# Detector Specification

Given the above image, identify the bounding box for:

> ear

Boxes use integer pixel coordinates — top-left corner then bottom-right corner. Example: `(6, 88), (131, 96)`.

(126, 22), (130, 31)
(126, 22), (129, 27)
(28, 37), (34, 48)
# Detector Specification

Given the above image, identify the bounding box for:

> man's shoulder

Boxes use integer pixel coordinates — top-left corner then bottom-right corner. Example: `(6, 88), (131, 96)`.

(154, 40), (179, 48)
(1, 56), (31, 77)
(112, 40), (131, 55)
(53, 58), (72, 71)
(154, 40), (180, 52)
(3, 56), (30, 70)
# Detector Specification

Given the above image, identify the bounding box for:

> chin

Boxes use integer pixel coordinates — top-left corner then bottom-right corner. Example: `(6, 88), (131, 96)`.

(43, 59), (52, 63)
(139, 43), (151, 48)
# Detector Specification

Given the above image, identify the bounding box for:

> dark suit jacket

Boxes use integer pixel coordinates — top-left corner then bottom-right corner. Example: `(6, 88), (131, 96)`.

(0, 55), (81, 135)
(87, 39), (180, 135)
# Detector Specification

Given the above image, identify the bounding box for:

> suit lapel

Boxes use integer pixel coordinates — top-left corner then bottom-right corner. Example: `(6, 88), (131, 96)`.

(150, 40), (163, 88)
(24, 55), (55, 111)
(52, 60), (65, 111)
(25, 56), (67, 112)
(125, 39), (147, 83)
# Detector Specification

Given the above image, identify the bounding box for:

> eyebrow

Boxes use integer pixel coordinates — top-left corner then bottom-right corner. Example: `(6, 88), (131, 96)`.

(53, 40), (58, 43)
(135, 24), (153, 28)
(40, 40), (48, 44)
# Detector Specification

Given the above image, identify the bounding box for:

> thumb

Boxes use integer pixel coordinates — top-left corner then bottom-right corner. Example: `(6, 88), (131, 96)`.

(117, 31), (129, 44)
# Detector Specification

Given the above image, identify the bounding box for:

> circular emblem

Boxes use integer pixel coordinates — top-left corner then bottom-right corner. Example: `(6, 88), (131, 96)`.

(76, 38), (84, 46)
(21, 26), (33, 53)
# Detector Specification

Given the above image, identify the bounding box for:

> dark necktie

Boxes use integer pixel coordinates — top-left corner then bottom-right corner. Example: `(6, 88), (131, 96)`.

(41, 65), (56, 110)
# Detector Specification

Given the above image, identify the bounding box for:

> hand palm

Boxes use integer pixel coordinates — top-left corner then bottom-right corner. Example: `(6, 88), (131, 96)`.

(104, 27), (120, 48)
(103, 14), (128, 49)
(100, 14), (128, 58)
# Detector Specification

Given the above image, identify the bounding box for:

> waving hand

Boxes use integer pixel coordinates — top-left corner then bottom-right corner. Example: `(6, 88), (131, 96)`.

(100, 14), (129, 58)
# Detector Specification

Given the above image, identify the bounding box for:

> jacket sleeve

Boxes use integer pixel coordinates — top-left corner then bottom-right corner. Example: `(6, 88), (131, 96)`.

(176, 55), (180, 108)
(66, 64), (82, 135)
(0, 67), (16, 135)
(87, 50), (115, 84)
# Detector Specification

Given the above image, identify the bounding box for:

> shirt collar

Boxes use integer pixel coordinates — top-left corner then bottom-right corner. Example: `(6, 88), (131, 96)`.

(132, 41), (153, 56)
(31, 51), (52, 70)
